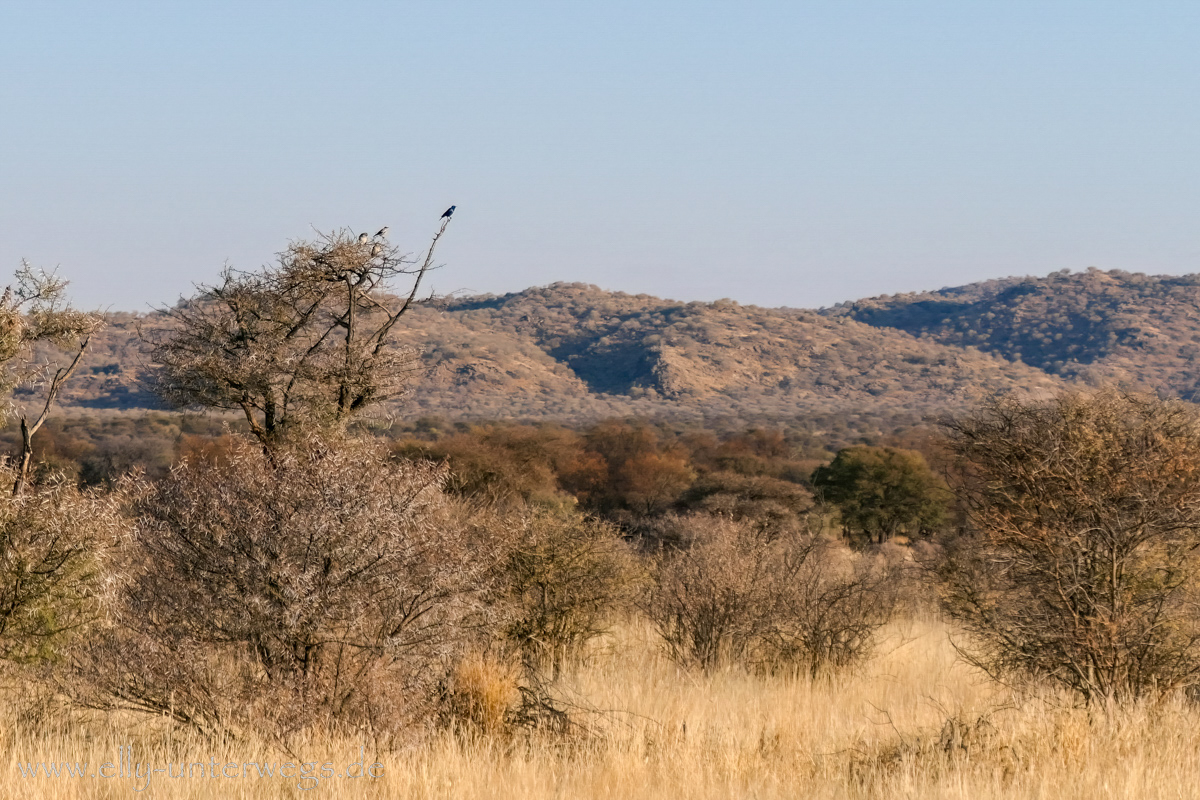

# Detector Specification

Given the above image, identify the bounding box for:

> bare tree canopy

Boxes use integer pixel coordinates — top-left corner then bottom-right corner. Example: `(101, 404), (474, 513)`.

(0, 263), (103, 494)
(146, 220), (451, 446)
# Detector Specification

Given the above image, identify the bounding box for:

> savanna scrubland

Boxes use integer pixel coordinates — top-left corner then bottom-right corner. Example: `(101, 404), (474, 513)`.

(4, 239), (1200, 799)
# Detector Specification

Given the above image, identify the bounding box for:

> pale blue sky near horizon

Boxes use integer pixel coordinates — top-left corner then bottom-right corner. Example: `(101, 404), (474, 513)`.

(2, 1), (1199, 311)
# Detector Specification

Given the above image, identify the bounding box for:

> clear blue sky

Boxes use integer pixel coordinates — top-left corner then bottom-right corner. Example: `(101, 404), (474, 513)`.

(2, 1), (1198, 311)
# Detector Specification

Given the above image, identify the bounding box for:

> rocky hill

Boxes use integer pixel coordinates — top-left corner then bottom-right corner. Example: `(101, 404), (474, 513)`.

(35, 280), (1072, 424)
(46, 268), (1200, 423)
(403, 283), (1062, 420)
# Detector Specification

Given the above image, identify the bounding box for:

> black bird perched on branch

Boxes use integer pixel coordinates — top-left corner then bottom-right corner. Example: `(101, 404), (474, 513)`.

(374, 226), (388, 238)
(441, 205), (456, 219)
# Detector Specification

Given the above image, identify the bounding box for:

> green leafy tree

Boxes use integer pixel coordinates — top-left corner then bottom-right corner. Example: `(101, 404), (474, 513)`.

(811, 445), (950, 544)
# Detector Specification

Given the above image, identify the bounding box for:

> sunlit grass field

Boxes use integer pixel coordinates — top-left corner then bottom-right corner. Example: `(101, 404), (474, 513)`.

(3, 615), (1196, 799)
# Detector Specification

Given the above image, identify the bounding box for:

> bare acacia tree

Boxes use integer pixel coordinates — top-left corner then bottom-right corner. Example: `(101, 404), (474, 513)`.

(0, 263), (103, 495)
(146, 219), (451, 447)
(936, 390), (1200, 704)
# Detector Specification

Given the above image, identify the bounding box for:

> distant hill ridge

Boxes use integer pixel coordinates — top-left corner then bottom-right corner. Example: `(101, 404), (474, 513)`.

(37, 269), (1200, 422)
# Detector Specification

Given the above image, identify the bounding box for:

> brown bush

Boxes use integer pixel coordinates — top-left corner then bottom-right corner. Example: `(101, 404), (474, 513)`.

(579, 422), (694, 515)
(647, 514), (897, 675)
(615, 452), (695, 516)
(71, 434), (503, 743)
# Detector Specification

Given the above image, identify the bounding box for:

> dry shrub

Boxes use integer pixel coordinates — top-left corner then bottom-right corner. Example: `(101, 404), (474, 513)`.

(499, 509), (640, 677)
(71, 434), (504, 744)
(437, 646), (609, 742)
(648, 514), (897, 675)
(431, 507), (641, 740)
(937, 390), (1200, 703)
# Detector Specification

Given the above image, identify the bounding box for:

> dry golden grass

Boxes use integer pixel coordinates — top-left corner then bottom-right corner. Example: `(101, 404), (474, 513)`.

(4, 615), (1199, 798)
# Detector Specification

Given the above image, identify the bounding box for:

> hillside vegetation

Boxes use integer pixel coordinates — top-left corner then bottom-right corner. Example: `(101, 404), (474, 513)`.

(826, 267), (1200, 397)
